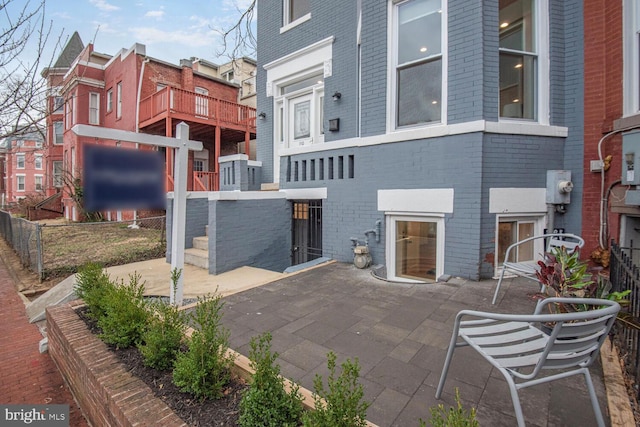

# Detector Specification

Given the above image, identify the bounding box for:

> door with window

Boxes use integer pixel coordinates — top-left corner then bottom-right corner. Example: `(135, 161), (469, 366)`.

(496, 216), (544, 275)
(195, 87), (209, 117)
(291, 200), (322, 265)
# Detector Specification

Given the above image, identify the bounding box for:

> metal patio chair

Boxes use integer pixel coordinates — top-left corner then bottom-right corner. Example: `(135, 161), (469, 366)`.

(492, 233), (585, 304)
(435, 297), (620, 427)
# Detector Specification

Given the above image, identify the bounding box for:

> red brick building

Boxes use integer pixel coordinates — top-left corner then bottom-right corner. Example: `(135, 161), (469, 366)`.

(45, 36), (256, 220)
(583, 0), (640, 265)
(1, 132), (46, 205)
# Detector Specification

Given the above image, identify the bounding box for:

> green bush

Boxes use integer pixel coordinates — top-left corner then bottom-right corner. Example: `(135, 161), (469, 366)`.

(172, 294), (235, 400)
(423, 388), (479, 427)
(239, 332), (304, 427)
(74, 262), (113, 321)
(139, 300), (187, 370)
(97, 273), (150, 349)
(302, 352), (369, 427)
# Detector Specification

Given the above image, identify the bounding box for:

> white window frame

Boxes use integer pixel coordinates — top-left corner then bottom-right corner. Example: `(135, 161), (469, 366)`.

(385, 213), (445, 283)
(624, 0), (640, 116)
(494, 214), (545, 277)
(89, 92), (100, 125)
(35, 140), (43, 148)
(116, 82), (123, 118)
(16, 174), (25, 192)
(195, 87), (209, 117)
(387, 0), (448, 132)
(34, 154), (43, 170)
(53, 96), (64, 113)
(498, 0), (550, 125)
(106, 89), (113, 113)
(282, 0), (311, 32)
(16, 153), (25, 169)
(34, 174), (43, 191)
(54, 121), (63, 144)
(65, 98), (72, 129)
(53, 161), (63, 188)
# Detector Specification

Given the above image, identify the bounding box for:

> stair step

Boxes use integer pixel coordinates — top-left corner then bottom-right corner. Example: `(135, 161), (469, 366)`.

(184, 248), (209, 269)
(193, 236), (208, 251)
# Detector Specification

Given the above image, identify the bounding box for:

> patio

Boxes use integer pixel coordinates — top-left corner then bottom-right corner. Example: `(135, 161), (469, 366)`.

(219, 261), (612, 427)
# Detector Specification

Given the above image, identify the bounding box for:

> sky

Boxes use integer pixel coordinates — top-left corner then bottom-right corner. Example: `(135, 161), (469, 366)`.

(18, 0), (255, 69)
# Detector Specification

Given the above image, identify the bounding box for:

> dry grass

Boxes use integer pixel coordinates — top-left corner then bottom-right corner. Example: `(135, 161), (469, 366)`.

(41, 221), (166, 279)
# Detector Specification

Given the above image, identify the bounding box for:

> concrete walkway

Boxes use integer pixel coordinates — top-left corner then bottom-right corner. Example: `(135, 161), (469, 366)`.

(218, 262), (611, 427)
(0, 249), (88, 426)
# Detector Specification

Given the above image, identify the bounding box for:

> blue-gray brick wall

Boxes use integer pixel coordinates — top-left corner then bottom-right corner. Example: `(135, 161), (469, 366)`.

(166, 197), (209, 261)
(252, 0), (584, 280)
(208, 198), (291, 274)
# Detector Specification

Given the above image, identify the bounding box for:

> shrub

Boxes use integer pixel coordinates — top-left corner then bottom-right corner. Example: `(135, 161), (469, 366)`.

(172, 294), (235, 400)
(424, 388), (479, 427)
(74, 262), (113, 322)
(239, 332), (304, 427)
(139, 300), (187, 370)
(302, 352), (369, 427)
(97, 273), (150, 349)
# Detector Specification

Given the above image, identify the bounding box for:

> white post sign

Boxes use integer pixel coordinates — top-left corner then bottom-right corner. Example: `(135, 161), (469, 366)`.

(71, 122), (203, 305)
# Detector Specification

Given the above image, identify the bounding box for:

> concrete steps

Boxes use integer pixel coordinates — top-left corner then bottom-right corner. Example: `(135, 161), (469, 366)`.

(184, 226), (209, 269)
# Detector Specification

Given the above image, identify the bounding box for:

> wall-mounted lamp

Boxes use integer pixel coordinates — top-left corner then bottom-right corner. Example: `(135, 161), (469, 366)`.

(332, 91), (342, 101)
(258, 112), (266, 120)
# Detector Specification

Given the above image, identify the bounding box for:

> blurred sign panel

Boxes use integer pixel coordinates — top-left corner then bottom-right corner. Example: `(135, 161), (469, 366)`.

(83, 144), (165, 211)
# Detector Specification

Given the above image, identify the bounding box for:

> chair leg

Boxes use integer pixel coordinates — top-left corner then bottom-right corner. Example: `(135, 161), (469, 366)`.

(492, 267), (507, 305)
(502, 372), (526, 427)
(582, 368), (606, 427)
(435, 333), (459, 399)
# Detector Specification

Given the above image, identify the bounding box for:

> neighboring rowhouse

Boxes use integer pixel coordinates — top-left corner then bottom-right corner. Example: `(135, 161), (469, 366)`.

(45, 35), (256, 221)
(582, 0), (640, 266)
(0, 131), (46, 205)
(244, 0), (584, 280)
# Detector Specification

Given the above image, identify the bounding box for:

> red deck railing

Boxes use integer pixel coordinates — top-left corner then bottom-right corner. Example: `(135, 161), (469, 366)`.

(194, 171), (219, 191)
(139, 87), (256, 129)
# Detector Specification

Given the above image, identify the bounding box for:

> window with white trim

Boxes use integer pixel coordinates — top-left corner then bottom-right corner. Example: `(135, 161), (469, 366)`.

(276, 74), (324, 148)
(16, 175), (25, 191)
(106, 89), (113, 113)
(624, 0), (640, 116)
(284, 0), (310, 26)
(391, 0), (445, 129)
(53, 161), (63, 188)
(35, 155), (43, 170)
(116, 82), (122, 118)
(65, 97), (73, 129)
(494, 215), (544, 275)
(34, 175), (43, 191)
(16, 154), (25, 169)
(53, 96), (64, 113)
(54, 121), (63, 144)
(499, 0), (548, 122)
(89, 92), (100, 125)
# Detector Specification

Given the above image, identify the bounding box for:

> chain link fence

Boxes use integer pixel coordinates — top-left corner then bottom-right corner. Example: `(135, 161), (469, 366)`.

(0, 210), (166, 280)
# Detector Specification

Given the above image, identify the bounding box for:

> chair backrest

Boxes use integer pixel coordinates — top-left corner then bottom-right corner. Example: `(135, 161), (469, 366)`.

(546, 233), (584, 254)
(535, 299), (620, 374)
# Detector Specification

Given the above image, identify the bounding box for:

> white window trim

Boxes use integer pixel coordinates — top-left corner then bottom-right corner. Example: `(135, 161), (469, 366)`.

(116, 82), (123, 118)
(16, 174), (25, 191)
(498, 0), (550, 125)
(89, 92), (100, 125)
(493, 214), (545, 277)
(106, 89), (113, 113)
(35, 155), (43, 170)
(387, 0), (449, 133)
(385, 213), (445, 283)
(34, 174), (43, 191)
(281, 0), (311, 33)
(624, 0), (640, 116)
(16, 153), (25, 169)
(54, 121), (64, 144)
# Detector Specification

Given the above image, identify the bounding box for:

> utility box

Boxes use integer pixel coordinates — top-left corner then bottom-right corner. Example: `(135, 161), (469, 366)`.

(546, 170), (573, 204)
(622, 131), (640, 185)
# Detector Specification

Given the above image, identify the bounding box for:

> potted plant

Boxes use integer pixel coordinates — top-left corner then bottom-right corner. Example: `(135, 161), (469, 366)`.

(533, 246), (631, 314)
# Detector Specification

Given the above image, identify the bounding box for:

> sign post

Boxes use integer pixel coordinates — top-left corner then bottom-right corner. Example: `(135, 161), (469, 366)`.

(71, 122), (203, 305)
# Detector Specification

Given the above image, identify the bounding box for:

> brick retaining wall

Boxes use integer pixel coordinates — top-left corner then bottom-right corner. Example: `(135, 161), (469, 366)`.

(46, 302), (186, 427)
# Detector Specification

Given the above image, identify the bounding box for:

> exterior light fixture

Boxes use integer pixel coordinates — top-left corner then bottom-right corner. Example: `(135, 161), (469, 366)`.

(332, 91), (342, 101)
(258, 112), (266, 119)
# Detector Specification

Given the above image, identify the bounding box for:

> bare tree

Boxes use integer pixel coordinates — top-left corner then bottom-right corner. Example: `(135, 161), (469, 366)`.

(215, 0), (257, 61)
(0, 0), (62, 140)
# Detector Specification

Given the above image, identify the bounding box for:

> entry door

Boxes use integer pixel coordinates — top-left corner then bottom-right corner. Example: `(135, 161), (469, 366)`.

(292, 200), (322, 265)
(195, 87), (209, 117)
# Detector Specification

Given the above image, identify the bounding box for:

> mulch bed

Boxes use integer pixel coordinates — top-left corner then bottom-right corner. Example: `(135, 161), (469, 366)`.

(76, 307), (248, 426)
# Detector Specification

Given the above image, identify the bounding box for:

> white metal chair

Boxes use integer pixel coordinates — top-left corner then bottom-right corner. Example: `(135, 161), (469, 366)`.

(492, 233), (585, 304)
(435, 297), (620, 427)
